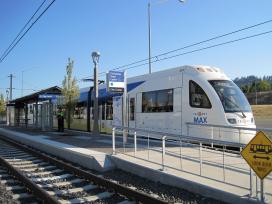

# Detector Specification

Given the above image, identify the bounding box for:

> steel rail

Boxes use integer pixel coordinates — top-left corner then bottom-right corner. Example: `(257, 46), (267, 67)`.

(0, 135), (167, 204)
(0, 153), (60, 204)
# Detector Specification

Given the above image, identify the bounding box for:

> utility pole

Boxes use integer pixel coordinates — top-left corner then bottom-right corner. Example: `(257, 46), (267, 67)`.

(148, 2), (152, 74)
(255, 81), (258, 105)
(8, 74), (14, 101)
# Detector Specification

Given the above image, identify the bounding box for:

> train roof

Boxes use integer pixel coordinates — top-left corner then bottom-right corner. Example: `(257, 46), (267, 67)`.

(127, 65), (228, 82)
(79, 65), (229, 102)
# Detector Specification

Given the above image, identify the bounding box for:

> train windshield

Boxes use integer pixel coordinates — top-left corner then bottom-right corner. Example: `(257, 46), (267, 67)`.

(209, 80), (251, 113)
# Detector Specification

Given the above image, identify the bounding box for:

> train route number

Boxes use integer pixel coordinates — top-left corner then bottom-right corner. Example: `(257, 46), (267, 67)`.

(241, 131), (272, 180)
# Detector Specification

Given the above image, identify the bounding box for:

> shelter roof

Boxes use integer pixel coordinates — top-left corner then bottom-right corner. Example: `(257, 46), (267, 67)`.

(10, 86), (62, 105)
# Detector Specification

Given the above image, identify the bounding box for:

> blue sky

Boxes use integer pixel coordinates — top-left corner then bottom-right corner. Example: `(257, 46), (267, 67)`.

(0, 0), (272, 99)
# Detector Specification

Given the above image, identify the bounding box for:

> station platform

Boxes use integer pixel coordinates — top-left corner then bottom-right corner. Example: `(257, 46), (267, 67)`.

(0, 126), (271, 204)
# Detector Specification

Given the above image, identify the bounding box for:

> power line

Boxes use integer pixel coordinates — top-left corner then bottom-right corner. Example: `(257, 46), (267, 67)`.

(113, 19), (272, 71)
(0, 0), (47, 61)
(80, 19), (272, 81)
(153, 19), (272, 59)
(0, 88), (39, 91)
(83, 29), (272, 81)
(0, 0), (56, 63)
(123, 30), (272, 71)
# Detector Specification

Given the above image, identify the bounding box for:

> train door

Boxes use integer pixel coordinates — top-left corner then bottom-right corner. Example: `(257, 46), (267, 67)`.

(174, 87), (182, 135)
(128, 95), (136, 129)
(182, 78), (214, 139)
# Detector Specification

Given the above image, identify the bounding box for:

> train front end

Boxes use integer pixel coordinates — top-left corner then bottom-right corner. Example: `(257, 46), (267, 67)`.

(185, 65), (256, 145)
(209, 79), (256, 144)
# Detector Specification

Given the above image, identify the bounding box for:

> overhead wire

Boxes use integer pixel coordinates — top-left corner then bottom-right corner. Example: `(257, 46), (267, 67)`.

(0, 0), (56, 63)
(80, 19), (272, 81)
(103, 19), (272, 73)
(0, 88), (40, 91)
(0, 0), (47, 61)
(120, 30), (272, 71)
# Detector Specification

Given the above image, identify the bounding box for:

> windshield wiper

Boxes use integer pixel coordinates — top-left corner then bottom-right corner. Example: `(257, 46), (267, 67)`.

(222, 95), (246, 118)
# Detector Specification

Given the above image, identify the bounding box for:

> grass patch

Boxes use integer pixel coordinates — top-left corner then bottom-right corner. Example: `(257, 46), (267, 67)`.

(251, 105), (272, 119)
(251, 105), (272, 138)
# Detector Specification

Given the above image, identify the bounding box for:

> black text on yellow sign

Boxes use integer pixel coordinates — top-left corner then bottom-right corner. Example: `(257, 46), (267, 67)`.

(241, 131), (272, 180)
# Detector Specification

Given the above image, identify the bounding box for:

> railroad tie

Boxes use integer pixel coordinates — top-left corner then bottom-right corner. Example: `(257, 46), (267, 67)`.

(59, 191), (113, 204)
(5, 185), (25, 191)
(47, 184), (97, 196)
(22, 165), (56, 172)
(12, 193), (33, 200)
(38, 178), (84, 188)
(117, 201), (136, 204)
(32, 173), (72, 182)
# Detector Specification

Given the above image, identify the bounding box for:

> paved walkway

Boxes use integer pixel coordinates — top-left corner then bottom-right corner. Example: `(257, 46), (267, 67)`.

(0, 126), (271, 203)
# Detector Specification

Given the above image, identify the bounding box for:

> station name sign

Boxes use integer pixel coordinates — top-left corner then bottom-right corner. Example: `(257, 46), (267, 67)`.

(106, 71), (125, 93)
(38, 94), (58, 100)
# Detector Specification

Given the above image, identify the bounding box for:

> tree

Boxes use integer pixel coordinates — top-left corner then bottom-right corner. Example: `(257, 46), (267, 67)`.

(62, 58), (80, 129)
(241, 84), (250, 93)
(0, 93), (6, 119)
(258, 80), (271, 92)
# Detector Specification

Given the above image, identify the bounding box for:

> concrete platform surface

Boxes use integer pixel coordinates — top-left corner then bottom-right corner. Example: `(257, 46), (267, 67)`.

(0, 126), (271, 204)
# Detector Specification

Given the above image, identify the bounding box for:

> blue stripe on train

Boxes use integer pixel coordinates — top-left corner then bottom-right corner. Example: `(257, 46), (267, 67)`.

(79, 81), (145, 102)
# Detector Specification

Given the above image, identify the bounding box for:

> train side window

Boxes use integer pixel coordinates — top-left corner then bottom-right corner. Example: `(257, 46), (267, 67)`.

(189, 80), (212, 109)
(157, 89), (173, 112)
(130, 98), (135, 120)
(142, 91), (156, 112)
(142, 89), (173, 113)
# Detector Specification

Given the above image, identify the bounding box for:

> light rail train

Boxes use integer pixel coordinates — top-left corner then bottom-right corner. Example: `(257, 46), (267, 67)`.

(76, 65), (256, 144)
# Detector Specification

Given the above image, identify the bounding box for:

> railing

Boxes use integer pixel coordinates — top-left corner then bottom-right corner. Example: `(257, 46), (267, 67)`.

(112, 125), (272, 203)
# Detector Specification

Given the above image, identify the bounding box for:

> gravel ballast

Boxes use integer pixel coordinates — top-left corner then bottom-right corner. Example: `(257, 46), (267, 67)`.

(0, 182), (19, 204)
(103, 169), (227, 204)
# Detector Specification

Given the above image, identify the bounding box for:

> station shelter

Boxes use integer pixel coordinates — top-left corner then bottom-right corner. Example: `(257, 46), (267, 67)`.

(6, 86), (62, 131)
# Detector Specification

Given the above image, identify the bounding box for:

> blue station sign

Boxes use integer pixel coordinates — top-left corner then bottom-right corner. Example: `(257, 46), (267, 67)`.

(107, 71), (125, 93)
(38, 94), (58, 100)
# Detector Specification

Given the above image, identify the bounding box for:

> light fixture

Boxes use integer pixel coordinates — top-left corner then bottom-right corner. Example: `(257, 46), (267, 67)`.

(92, 51), (100, 64)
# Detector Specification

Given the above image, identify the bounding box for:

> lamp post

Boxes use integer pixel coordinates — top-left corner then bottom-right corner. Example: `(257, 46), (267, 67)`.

(92, 51), (100, 136)
(82, 78), (104, 132)
(148, 0), (185, 74)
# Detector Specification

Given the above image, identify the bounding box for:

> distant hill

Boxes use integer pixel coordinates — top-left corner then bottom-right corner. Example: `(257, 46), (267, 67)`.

(233, 75), (272, 87)
(233, 75), (272, 105)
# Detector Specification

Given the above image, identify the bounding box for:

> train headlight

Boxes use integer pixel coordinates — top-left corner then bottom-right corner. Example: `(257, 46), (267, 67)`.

(227, 118), (237, 124)
(251, 117), (254, 123)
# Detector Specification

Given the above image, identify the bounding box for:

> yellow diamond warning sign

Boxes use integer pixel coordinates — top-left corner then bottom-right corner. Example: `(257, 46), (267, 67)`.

(241, 131), (272, 180)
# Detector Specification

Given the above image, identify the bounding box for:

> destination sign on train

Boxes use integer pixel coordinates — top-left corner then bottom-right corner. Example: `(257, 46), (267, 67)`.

(107, 71), (125, 93)
(241, 131), (272, 180)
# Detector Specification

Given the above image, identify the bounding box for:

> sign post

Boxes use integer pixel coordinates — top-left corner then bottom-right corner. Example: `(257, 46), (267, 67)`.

(106, 70), (128, 143)
(241, 131), (272, 202)
(122, 70), (128, 144)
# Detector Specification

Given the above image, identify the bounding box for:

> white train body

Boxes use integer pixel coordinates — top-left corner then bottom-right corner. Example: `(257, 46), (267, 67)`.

(79, 65), (256, 144)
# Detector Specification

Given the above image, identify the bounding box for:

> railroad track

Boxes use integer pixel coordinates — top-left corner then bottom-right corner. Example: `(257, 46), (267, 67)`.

(0, 164), (40, 203)
(0, 136), (167, 204)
